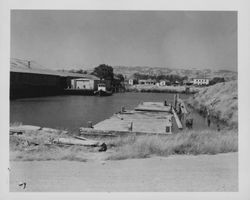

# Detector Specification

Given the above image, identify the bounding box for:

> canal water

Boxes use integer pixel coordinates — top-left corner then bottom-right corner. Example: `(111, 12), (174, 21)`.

(10, 93), (216, 132)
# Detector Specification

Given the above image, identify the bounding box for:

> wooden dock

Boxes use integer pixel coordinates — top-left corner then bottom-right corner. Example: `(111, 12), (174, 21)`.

(93, 111), (172, 134)
(79, 97), (192, 136)
(80, 101), (174, 136)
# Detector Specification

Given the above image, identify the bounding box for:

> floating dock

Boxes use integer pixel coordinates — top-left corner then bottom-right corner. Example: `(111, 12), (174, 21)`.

(93, 110), (172, 134)
(80, 101), (177, 136)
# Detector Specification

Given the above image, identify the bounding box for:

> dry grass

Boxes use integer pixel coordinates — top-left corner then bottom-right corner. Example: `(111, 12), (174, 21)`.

(187, 81), (238, 128)
(9, 127), (90, 162)
(106, 129), (238, 160)
(10, 126), (238, 162)
(10, 140), (90, 162)
(10, 122), (23, 127)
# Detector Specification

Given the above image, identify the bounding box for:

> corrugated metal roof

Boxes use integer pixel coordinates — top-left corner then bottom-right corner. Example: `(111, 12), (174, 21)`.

(10, 58), (99, 80)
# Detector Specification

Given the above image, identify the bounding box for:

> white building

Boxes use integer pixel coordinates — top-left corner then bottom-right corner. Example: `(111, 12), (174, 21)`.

(193, 78), (209, 86)
(138, 79), (156, 85)
(159, 80), (166, 86)
(71, 78), (99, 90)
(128, 79), (134, 85)
(97, 83), (107, 91)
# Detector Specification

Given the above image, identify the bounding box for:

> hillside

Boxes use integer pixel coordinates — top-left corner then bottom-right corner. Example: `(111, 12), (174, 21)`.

(113, 66), (237, 81)
(186, 81), (238, 128)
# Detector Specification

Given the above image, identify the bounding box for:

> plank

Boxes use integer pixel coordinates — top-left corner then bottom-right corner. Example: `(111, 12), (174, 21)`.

(54, 137), (99, 146)
(172, 107), (183, 129)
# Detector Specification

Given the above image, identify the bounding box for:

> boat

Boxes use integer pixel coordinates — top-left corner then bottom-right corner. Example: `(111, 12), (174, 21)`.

(94, 83), (113, 96)
(64, 88), (94, 95)
(94, 90), (113, 96)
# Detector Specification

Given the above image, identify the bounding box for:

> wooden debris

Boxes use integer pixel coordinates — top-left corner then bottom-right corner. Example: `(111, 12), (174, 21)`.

(53, 137), (100, 146)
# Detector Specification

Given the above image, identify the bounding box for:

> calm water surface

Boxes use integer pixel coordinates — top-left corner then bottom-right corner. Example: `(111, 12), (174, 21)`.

(10, 93), (215, 132)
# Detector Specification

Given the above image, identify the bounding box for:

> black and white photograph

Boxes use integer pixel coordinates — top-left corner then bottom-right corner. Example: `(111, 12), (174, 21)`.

(1, 0), (250, 198)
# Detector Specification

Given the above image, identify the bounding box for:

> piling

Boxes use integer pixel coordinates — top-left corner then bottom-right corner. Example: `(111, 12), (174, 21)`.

(173, 94), (176, 109)
(87, 121), (93, 128)
(121, 106), (125, 113)
(166, 126), (171, 133)
(129, 122), (133, 131)
(28, 61), (31, 68)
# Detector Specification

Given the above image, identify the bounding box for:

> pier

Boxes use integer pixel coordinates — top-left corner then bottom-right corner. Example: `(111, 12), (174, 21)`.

(79, 98), (192, 136)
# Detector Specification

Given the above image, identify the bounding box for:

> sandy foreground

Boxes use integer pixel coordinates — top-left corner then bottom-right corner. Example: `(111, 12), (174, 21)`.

(9, 153), (238, 192)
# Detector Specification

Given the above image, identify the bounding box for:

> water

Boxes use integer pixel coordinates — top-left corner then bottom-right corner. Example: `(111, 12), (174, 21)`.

(10, 93), (216, 132)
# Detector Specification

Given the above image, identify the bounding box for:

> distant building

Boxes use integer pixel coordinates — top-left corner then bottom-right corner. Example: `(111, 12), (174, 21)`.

(138, 79), (156, 85)
(128, 79), (134, 85)
(159, 80), (171, 86)
(10, 58), (100, 98)
(71, 77), (99, 90)
(193, 78), (209, 85)
(159, 80), (165, 86)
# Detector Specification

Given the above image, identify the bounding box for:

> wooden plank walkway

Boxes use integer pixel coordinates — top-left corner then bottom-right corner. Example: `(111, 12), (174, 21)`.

(172, 107), (183, 129)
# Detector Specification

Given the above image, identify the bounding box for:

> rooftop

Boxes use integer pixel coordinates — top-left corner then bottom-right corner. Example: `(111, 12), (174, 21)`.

(10, 58), (99, 80)
(193, 77), (210, 80)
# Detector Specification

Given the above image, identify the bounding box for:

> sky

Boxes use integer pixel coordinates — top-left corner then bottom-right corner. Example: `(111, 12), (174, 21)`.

(11, 10), (237, 71)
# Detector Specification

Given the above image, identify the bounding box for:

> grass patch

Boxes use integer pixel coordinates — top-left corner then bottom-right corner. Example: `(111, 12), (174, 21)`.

(10, 144), (89, 162)
(9, 127), (89, 162)
(10, 122), (23, 127)
(106, 129), (238, 160)
(186, 81), (238, 128)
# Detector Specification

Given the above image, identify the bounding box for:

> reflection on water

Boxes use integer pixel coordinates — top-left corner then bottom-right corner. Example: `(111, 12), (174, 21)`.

(10, 93), (215, 132)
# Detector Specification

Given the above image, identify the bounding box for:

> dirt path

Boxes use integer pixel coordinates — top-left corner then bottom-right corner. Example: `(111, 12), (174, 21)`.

(9, 153), (237, 192)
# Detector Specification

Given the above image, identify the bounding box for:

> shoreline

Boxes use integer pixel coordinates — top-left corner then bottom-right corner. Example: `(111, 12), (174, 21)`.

(125, 85), (200, 94)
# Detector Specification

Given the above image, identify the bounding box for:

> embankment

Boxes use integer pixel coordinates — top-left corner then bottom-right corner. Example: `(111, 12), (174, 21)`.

(186, 81), (238, 128)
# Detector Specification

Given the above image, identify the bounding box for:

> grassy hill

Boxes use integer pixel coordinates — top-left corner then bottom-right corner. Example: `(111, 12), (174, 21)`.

(113, 66), (237, 81)
(186, 81), (238, 128)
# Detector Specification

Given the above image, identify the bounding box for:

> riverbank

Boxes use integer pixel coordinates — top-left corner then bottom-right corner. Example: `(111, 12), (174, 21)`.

(126, 85), (200, 93)
(186, 81), (238, 129)
(9, 152), (238, 192)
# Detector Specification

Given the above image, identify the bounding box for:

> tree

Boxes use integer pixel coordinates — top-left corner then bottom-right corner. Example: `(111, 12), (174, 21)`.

(209, 77), (225, 85)
(68, 69), (88, 74)
(92, 64), (114, 80)
(116, 74), (125, 81)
